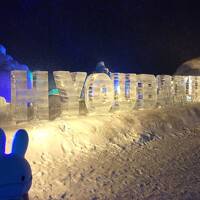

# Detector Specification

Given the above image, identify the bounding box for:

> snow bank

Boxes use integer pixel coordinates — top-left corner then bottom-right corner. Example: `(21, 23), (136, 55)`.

(1, 104), (200, 199)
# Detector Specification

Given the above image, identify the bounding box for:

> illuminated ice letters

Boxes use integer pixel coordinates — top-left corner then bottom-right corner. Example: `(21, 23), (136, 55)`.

(11, 70), (49, 121)
(84, 73), (114, 114)
(53, 71), (87, 115)
(190, 76), (200, 102)
(0, 96), (7, 114)
(32, 71), (49, 120)
(111, 73), (137, 111)
(172, 75), (188, 104)
(157, 75), (173, 107)
(136, 74), (157, 109)
(11, 71), (29, 121)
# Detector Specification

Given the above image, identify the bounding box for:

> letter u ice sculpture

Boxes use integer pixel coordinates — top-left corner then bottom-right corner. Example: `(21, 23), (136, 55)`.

(111, 73), (137, 111)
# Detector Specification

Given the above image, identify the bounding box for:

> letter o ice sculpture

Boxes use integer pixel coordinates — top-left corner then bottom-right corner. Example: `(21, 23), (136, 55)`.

(84, 73), (114, 114)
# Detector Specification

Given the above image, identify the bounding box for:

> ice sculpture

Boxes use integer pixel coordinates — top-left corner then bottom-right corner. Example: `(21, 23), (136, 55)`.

(53, 71), (87, 115)
(157, 75), (173, 106)
(111, 73), (137, 111)
(190, 76), (200, 102)
(11, 71), (29, 121)
(32, 71), (49, 120)
(136, 74), (157, 109)
(11, 70), (49, 121)
(0, 44), (31, 102)
(172, 75), (188, 104)
(0, 97), (7, 114)
(84, 73), (114, 114)
(0, 96), (6, 107)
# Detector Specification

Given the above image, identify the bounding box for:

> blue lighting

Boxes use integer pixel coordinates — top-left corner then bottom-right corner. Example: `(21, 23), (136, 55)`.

(0, 70), (32, 102)
(0, 44), (32, 102)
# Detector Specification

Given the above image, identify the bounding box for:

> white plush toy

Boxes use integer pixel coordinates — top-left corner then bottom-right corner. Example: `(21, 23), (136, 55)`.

(0, 128), (32, 200)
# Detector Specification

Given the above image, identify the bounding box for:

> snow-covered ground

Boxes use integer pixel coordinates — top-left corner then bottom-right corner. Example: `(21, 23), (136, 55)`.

(2, 104), (200, 200)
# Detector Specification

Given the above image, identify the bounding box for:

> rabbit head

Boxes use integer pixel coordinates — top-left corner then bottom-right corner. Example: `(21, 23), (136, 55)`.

(0, 128), (32, 199)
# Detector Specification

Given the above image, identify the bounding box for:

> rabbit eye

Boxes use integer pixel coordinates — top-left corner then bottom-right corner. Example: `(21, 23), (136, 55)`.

(21, 176), (25, 181)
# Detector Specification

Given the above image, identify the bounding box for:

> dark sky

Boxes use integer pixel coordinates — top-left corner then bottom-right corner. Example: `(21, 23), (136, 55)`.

(1, 0), (200, 74)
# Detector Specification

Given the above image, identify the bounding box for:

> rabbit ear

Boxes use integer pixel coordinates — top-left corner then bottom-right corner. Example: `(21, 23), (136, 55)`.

(11, 129), (29, 157)
(0, 128), (6, 155)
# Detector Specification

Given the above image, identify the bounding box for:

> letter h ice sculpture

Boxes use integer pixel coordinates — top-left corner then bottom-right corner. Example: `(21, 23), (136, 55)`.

(11, 71), (49, 122)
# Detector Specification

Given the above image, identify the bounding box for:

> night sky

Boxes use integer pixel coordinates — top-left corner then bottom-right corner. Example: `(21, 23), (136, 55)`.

(1, 0), (200, 74)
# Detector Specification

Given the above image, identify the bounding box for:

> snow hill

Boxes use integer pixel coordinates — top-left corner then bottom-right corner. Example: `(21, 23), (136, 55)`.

(1, 104), (200, 199)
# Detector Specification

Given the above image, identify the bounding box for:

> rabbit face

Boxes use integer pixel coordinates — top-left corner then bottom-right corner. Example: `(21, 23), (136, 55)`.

(0, 129), (32, 199)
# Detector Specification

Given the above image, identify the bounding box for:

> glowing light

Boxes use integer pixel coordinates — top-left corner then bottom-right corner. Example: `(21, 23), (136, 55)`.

(49, 89), (59, 95)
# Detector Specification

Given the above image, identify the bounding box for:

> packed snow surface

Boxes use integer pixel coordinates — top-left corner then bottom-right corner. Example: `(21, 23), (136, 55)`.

(2, 104), (200, 200)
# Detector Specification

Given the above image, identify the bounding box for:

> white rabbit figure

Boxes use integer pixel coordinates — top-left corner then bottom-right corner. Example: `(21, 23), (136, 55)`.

(0, 128), (32, 200)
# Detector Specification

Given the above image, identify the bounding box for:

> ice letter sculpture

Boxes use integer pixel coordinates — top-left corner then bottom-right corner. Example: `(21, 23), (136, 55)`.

(0, 128), (32, 199)
(136, 74), (157, 109)
(53, 71), (87, 115)
(157, 75), (173, 107)
(190, 76), (200, 102)
(0, 97), (7, 114)
(11, 71), (29, 121)
(85, 73), (114, 114)
(172, 75), (188, 104)
(32, 71), (49, 120)
(11, 70), (49, 121)
(111, 73), (137, 111)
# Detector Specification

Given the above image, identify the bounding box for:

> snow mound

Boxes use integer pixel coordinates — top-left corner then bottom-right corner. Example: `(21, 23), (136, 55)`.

(176, 57), (200, 75)
(1, 104), (200, 199)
